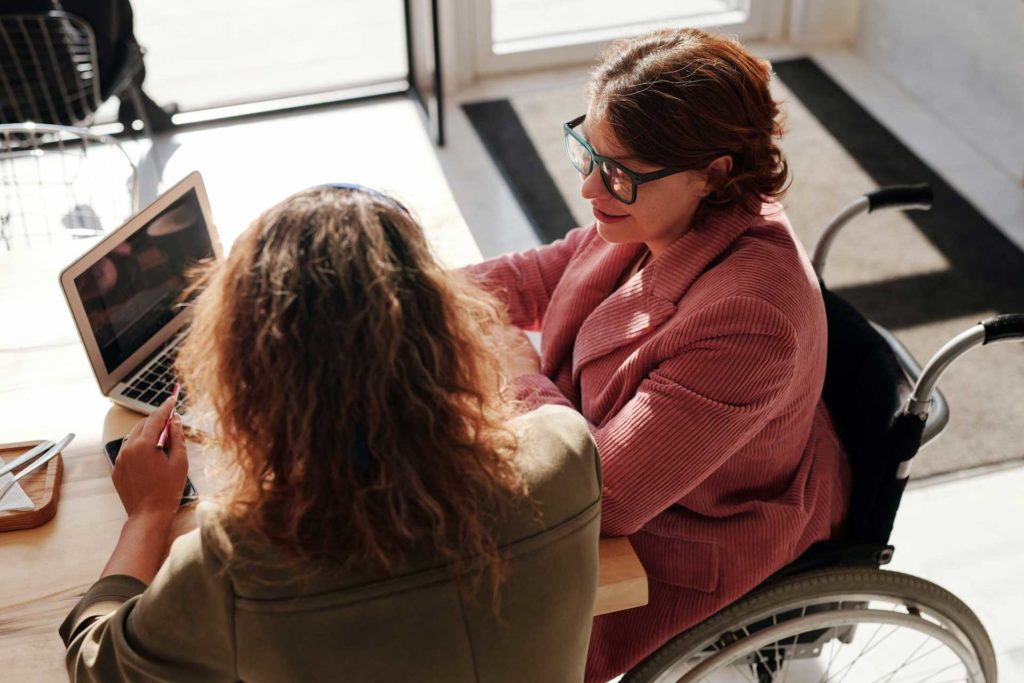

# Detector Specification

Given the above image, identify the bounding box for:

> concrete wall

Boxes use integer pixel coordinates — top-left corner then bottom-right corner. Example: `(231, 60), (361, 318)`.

(858, 0), (1024, 184)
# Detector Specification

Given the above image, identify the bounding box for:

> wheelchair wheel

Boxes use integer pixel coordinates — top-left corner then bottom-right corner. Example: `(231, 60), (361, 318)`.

(623, 567), (996, 683)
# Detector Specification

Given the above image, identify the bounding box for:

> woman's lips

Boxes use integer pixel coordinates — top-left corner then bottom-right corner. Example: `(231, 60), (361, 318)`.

(593, 207), (628, 223)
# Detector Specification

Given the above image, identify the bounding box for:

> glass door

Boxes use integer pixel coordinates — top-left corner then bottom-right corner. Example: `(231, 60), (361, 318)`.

(471, 0), (785, 77)
(130, 0), (408, 118)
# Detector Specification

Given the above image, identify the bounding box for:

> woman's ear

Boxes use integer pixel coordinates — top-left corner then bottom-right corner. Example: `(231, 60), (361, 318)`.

(701, 155), (734, 196)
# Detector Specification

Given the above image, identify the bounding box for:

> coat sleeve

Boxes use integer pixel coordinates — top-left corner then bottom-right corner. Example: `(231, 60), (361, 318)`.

(526, 296), (798, 536)
(61, 528), (236, 682)
(465, 226), (589, 331)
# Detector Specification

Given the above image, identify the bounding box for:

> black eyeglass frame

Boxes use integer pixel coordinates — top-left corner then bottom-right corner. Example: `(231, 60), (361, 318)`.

(563, 114), (694, 204)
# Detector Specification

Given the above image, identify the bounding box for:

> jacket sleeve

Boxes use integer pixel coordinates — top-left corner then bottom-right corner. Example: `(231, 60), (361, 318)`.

(61, 528), (236, 682)
(546, 296), (797, 536)
(465, 226), (589, 331)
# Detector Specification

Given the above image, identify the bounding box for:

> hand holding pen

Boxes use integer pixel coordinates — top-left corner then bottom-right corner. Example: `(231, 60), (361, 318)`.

(113, 386), (189, 519)
(156, 383), (180, 450)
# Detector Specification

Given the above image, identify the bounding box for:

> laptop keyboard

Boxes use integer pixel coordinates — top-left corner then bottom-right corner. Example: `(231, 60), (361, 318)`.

(122, 336), (189, 408)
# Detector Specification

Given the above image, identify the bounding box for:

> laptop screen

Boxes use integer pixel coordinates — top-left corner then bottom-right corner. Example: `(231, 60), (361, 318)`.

(73, 188), (214, 374)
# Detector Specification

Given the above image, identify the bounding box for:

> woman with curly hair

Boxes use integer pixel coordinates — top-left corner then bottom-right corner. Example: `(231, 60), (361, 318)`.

(467, 28), (852, 680)
(60, 185), (602, 681)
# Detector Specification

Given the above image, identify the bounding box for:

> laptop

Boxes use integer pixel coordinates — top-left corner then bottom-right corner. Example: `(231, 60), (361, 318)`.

(59, 171), (222, 415)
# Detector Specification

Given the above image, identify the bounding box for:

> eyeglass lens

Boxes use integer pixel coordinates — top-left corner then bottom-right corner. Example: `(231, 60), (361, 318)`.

(598, 159), (633, 202)
(565, 132), (633, 202)
(565, 133), (593, 175)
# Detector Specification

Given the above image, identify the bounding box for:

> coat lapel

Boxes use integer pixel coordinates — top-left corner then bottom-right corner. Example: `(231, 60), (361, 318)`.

(571, 262), (674, 379)
(571, 205), (759, 380)
(540, 234), (639, 374)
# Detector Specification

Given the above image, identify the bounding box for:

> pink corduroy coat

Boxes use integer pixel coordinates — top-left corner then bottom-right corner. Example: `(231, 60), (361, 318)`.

(468, 203), (852, 681)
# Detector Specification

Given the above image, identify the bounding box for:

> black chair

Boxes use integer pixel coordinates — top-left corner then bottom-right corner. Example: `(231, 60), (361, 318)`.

(0, 11), (142, 251)
(1, 11), (138, 128)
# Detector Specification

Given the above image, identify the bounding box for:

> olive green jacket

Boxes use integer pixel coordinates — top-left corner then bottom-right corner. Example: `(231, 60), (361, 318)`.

(61, 405), (602, 682)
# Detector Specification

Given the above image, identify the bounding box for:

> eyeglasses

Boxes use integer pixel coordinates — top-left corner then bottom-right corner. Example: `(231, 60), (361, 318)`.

(563, 115), (692, 204)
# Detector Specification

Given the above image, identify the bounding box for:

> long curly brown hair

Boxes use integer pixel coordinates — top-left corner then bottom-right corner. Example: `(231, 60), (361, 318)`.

(589, 27), (789, 224)
(176, 186), (525, 595)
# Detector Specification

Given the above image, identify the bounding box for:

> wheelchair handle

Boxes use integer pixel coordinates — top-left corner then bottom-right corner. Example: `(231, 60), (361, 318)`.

(898, 314), (1024, 478)
(811, 184), (934, 277)
(865, 184), (933, 213)
(983, 313), (1024, 343)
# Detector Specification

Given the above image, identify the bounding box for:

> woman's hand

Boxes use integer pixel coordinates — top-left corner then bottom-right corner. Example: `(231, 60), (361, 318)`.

(100, 397), (190, 583)
(496, 325), (541, 377)
(113, 396), (189, 522)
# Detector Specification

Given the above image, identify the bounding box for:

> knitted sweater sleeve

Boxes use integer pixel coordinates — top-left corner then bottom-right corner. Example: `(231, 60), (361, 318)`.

(517, 296), (798, 536)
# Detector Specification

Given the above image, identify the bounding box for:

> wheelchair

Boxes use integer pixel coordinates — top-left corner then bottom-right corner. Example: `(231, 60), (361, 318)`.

(623, 185), (1024, 683)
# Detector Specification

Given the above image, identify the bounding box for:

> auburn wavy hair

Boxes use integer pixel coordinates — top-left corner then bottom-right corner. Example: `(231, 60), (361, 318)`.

(589, 27), (789, 224)
(176, 186), (525, 596)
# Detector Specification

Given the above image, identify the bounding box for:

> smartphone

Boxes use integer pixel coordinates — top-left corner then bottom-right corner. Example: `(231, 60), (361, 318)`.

(104, 437), (198, 506)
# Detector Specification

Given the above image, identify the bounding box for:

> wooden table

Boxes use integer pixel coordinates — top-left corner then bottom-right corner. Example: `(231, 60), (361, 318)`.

(0, 245), (647, 683)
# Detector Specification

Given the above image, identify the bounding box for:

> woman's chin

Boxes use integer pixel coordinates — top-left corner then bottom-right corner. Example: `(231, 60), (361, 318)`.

(595, 220), (634, 244)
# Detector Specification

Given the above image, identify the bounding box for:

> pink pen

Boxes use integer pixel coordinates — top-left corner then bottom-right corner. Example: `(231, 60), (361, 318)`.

(156, 383), (181, 450)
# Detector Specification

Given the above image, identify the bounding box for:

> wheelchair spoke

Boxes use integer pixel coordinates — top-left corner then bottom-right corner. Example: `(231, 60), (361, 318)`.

(722, 645), (758, 683)
(854, 621), (893, 664)
(872, 635), (935, 683)
(817, 631), (842, 683)
(739, 624), (774, 678)
(906, 660), (969, 683)
(781, 642), (796, 683)
(830, 625), (899, 683)
(772, 612), (782, 683)
(880, 635), (931, 683)
(777, 606), (809, 683)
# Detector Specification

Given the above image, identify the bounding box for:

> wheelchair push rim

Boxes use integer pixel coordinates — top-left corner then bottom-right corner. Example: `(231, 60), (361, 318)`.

(624, 567), (996, 683)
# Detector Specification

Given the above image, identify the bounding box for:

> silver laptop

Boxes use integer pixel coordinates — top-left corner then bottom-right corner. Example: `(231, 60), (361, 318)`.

(59, 172), (222, 415)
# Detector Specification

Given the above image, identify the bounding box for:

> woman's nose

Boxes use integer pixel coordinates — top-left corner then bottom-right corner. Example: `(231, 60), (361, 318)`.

(580, 166), (607, 201)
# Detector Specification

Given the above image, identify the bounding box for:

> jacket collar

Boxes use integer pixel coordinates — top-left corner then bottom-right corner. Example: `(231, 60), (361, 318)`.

(571, 204), (759, 378)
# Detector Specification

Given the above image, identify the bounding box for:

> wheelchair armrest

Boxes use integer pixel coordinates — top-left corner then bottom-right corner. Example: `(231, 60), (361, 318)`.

(869, 323), (949, 446)
(904, 314), (1024, 446)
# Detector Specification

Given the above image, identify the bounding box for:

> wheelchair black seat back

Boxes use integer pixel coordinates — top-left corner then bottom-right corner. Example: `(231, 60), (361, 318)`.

(822, 285), (931, 545)
(820, 285), (922, 549)
(772, 285), (926, 579)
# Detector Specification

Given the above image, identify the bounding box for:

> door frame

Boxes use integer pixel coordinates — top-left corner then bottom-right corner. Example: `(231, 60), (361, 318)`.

(461, 0), (787, 81)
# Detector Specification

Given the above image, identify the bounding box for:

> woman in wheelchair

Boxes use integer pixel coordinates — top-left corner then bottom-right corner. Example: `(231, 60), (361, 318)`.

(59, 186), (603, 681)
(467, 28), (852, 681)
